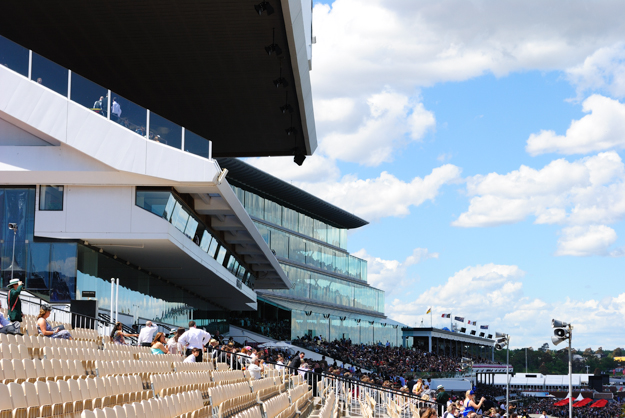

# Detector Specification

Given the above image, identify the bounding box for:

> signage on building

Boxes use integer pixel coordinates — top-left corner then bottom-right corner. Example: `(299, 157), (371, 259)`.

(82, 291), (96, 298)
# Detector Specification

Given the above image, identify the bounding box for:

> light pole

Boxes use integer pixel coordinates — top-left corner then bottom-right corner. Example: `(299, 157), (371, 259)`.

(551, 319), (573, 418)
(495, 332), (510, 416)
(8, 223), (18, 282)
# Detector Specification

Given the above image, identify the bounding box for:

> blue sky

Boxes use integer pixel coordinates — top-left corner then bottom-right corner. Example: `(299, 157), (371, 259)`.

(249, 0), (625, 349)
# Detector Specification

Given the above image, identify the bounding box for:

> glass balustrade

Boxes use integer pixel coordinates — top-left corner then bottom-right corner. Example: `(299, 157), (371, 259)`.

(0, 36), (28, 77)
(0, 34), (212, 160)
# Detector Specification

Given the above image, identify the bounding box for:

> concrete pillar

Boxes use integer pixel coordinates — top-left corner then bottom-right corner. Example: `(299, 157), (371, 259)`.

(428, 335), (432, 353)
(402, 335), (407, 348)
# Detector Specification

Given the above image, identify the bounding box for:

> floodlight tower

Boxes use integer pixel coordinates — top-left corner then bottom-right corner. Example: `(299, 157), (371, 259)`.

(551, 319), (573, 418)
(495, 332), (510, 416)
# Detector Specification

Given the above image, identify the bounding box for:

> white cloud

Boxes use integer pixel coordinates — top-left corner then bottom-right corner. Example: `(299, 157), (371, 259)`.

(318, 90), (435, 166)
(354, 248), (438, 295)
(526, 95), (625, 156)
(567, 43), (625, 99)
(555, 225), (618, 256)
(386, 263), (625, 348)
(312, 0), (625, 99)
(454, 151), (625, 229)
(298, 164), (461, 222)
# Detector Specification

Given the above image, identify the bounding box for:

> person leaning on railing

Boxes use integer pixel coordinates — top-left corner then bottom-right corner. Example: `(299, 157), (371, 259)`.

(110, 322), (138, 345)
(37, 305), (72, 340)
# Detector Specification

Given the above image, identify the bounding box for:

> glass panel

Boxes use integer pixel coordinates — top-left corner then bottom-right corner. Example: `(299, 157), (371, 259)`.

(233, 186), (245, 206)
(349, 255), (361, 279)
(327, 226), (340, 247)
(270, 229), (289, 259)
(305, 242), (321, 269)
(199, 231), (213, 253)
(49, 243), (77, 302)
(70, 72), (108, 117)
(320, 246), (334, 272)
(298, 214), (313, 237)
(163, 194), (176, 221)
(111, 92), (147, 135)
(170, 202), (189, 233)
(0, 35), (29, 77)
(215, 246), (227, 265)
(245, 192), (264, 219)
(28, 242), (50, 291)
(339, 229), (348, 250)
(31, 53), (67, 96)
(282, 207), (298, 232)
(264, 200), (282, 225)
(288, 234), (306, 264)
(313, 219), (327, 242)
(150, 112), (182, 150)
(1, 188), (35, 286)
(183, 216), (199, 240)
(255, 222), (270, 245)
(184, 129), (210, 159)
(207, 238), (219, 258)
(39, 186), (63, 211)
(136, 189), (170, 218)
(335, 251), (348, 276)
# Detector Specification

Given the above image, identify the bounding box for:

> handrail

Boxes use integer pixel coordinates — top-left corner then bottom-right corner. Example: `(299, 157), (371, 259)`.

(0, 34), (213, 160)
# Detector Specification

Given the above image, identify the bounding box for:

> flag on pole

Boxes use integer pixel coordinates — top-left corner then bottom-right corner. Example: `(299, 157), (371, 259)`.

(426, 308), (431, 314)
(441, 314), (450, 318)
(454, 316), (464, 322)
(480, 325), (489, 330)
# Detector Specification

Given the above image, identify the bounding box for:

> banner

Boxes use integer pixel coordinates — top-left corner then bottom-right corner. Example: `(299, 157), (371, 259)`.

(441, 314), (450, 318)
(468, 320), (476, 325)
(455, 316), (464, 322)
(480, 325), (489, 330)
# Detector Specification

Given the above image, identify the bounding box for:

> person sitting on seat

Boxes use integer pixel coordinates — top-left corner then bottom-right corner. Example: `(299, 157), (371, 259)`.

(151, 332), (169, 354)
(37, 305), (72, 339)
(0, 309), (21, 335)
(184, 347), (201, 363)
(110, 322), (137, 345)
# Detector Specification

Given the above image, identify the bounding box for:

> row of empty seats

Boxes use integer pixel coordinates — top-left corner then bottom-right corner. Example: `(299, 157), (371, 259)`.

(150, 371), (215, 398)
(82, 389), (208, 418)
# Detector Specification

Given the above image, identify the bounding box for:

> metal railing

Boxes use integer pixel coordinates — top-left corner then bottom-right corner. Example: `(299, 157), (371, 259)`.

(0, 34), (213, 160)
(212, 349), (445, 417)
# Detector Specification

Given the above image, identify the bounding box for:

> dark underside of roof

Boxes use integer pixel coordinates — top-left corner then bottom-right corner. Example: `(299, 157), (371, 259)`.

(0, 0), (310, 158)
(217, 158), (368, 229)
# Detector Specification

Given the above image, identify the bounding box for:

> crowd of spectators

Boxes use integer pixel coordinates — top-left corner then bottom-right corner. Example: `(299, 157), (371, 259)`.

(516, 396), (624, 418)
(291, 336), (469, 381)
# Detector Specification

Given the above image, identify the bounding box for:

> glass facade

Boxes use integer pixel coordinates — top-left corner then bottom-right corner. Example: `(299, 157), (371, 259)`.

(135, 188), (255, 289)
(290, 310), (400, 346)
(0, 187), (77, 301)
(228, 185), (397, 345)
(233, 186), (348, 250)
(76, 245), (196, 326)
(267, 264), (384, 313)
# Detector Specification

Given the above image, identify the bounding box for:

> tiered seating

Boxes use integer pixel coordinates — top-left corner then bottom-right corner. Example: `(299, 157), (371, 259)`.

(150, 371), (215, 397)
(216, 362), (230, 371)
(263, 392), (291, 418)
(176, 361), (214, 372)
(232, 405), (263, 418)
(315, 391), (338, 418)
(213, 370), (245, 384)
(82, 389), (209, 418)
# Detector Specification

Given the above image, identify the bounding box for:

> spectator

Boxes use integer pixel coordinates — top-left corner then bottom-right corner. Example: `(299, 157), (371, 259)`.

(151, 332), (169, 354)
(37, 305), (72, 339)
(463, 390), (485, 417)
(111, 97), (121, 123)
(443, 404), (458, 418)
(167, 328), (185, 355)
(248, 358), (264, 380)
(93, 96), (105, 116)
(7, 278), (23, 322)
(138, 321), (158, 347)
(178, 320), (211, 362)
(110, 322), (137, 345)
(0, 308), (20, 335)
(437, 385), (450, 410)
(184, 348), (201, 363)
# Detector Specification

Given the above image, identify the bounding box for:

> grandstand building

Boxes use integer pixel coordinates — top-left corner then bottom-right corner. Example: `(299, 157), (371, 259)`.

(215, 159), (402, 345)
(0, 3), (400, 345)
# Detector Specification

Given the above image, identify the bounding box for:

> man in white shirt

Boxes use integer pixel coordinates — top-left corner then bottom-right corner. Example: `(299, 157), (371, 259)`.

(248, 358), (264, 380)
(111, 97), (122, 123)
(178, 321), (211, 363)
(184, 348), (200, 363)
(138, 321), (158, 347)
(538, 411), (548, 418)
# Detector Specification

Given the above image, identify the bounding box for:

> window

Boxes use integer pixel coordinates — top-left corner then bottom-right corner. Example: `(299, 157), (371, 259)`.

(39, 186), (64, 211)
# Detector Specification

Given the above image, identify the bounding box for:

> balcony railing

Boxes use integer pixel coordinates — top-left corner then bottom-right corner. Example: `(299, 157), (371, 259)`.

(0, 35), (212, 160)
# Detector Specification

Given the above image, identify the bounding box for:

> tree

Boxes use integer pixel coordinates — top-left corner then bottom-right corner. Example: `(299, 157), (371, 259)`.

(614, 347), (622, 357)
(594, 367), (601, 376)
(539, 363), (549, 375)
(539, 343), (549, 352)
(596, 347), (604, 355)
(584, 348), (593, 355)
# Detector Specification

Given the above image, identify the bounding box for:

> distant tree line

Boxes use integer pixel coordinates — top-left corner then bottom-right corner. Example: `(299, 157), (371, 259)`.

(492, 346), (623, 375)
